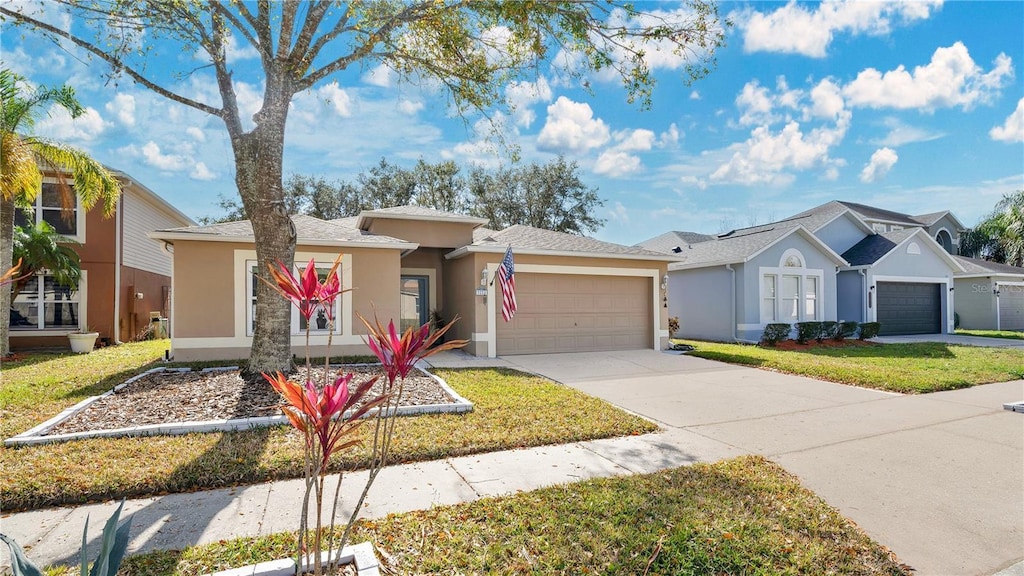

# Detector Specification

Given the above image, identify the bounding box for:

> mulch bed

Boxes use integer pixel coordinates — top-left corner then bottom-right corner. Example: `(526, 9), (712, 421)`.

(46, 365), (453, 436)
(768, 339), (877, 351)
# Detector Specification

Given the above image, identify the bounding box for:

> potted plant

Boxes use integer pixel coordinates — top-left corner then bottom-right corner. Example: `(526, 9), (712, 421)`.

(68, 326), (99, 353)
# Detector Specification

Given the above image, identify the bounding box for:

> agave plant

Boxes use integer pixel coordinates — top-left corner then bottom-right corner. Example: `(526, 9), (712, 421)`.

(0, 499), (132, 576)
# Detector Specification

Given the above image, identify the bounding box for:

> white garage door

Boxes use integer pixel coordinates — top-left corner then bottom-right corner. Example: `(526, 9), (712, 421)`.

(496, 273), (652, 355)
(999, 285), (1024, 331)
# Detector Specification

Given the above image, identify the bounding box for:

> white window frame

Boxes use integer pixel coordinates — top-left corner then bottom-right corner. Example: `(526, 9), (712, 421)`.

(245, 259), (343, 336)
(871, 223), (886, 233)
(759, 249), (824, 325)
(760, 275), (777, 322)
(10, 270), (88, 334)
(16, 178), (87, 243)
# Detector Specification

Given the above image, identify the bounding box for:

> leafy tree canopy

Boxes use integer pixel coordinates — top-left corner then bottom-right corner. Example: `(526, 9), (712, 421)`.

(960, 190), (1024, 267)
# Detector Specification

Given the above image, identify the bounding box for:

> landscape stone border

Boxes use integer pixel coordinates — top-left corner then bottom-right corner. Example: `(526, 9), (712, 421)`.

(207, 542), (379, 576)
(4, 361), (472, 447)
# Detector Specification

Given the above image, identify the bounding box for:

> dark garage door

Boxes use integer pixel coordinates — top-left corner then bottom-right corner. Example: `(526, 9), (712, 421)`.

(876, 282), (941, 335)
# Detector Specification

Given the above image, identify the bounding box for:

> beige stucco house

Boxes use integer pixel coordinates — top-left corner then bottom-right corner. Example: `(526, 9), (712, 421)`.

(150, 206), (679, 361)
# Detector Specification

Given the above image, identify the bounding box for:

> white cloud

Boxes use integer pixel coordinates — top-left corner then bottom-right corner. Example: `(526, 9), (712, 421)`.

(36, 105), (106, 141)
(609, 201), (629, 223)
(189, 162), (217, 181)
(874, 117), (944, 146)
(659, 123), (681, 147)
(186, 127), (207, 142)
(398, 99), (425, 115)
(738, 0), (943, 58)
(690, 91), (701, 101)
(808, 79), (845, 120)
(317, 83), (353, 117)
(104, 93), (136, 127)
(710, 112), (851, 186)
(843, 42), (1013, 111)
(140, 141), (190, 171)
(537, 97), (610, 153)
(990, 98), (1024, 143)
(860, 147), (899, 182)
(363, 65), (394, 88)
(595, 149), (642, 178)
(736, 77), (804, 126)
(224, 34), (260, 61)
(506, 77), (553, 128)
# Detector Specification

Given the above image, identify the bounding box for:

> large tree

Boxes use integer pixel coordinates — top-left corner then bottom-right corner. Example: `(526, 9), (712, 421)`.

(2, 1), (725, 377)
(960, 190), (1024, 267)
(0, 69), (120, 357)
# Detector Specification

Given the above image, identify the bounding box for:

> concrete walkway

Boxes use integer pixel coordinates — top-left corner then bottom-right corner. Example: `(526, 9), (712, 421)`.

(3, 349), (1021, 575)
(504, 350), (1024, 576)
(874, 333), (1024, 348)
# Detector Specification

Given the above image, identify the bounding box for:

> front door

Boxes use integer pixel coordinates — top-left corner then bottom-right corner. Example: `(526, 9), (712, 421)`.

(400, 275), (429, 332)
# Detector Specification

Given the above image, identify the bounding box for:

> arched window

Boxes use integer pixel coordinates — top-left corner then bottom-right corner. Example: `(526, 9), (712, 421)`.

(935, 229), (954, 254)
(780, 248), (805, 268)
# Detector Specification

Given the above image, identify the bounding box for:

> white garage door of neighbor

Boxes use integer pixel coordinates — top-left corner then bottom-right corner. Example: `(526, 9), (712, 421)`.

(999, 285), (1024, 331)
(496, 273), (653, 355)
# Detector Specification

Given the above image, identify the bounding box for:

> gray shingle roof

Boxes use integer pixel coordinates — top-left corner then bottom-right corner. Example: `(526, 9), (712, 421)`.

(468, 224), (674, 259)
(635, 231), (716, 254)
(912, 210), (950, 227)
(841, 228), (917, 265)
(154, 214), (411, 246)
(954, 255), (1024, 275)
(837, 201), (922, 226)
(358, 205), (489, 225)
(669, 226), (797, 268)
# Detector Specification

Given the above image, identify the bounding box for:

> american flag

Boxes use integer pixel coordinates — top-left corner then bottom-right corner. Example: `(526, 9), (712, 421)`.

(497, 245), (517, 322)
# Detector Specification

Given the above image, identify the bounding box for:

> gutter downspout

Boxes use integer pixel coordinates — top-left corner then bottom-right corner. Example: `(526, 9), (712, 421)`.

(995, 282), (1000, 331)
(112, 193), (123, 344)
(859, 269), (867, 323)
(726, 264), (737, 342)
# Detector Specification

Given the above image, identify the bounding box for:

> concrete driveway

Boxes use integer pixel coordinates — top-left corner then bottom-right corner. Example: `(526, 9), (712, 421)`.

(874, 333), (1024, 348)
(504, 349), (1024, 576)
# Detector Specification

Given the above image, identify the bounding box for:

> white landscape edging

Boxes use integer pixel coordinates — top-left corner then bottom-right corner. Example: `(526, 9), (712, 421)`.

(5, 364), (472, 447)
(206, 542), (380, 576)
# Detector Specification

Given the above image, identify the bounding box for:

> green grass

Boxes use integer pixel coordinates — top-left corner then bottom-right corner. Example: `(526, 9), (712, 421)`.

(0, 344), (656, 511)
(119, 456), (909, 576)
(675, 339), (1024, 393)
(955, 328), (1024, 340)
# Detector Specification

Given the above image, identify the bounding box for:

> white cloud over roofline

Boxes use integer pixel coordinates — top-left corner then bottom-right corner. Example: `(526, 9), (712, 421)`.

(860, 147), (899, 183)
(537, 96), (610, 153)
(990, 98), (1024, 143)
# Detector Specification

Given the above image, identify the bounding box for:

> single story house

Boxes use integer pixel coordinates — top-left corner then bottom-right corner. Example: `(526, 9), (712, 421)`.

(952, 256), (1024, 331)
(150, 206), (680, 361)
(639, 200), (968, 342)
(11, 169), (194, 349)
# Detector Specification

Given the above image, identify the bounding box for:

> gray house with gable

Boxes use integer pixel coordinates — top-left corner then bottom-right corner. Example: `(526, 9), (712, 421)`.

(639, 200), (981, 342)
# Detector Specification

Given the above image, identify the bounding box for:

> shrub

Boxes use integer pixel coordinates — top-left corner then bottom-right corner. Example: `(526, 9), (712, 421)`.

(795, 321), (822, 344)
(858, 322), (881, 340)
(835, 321), (859, 341)
(817, 321), (838, 342)
(668, 316), (680, 338)
(760, 323), (792, 346)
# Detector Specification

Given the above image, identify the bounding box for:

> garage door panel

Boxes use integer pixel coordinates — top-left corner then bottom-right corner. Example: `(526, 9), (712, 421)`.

(999, 287), (1024, 331)
(877, 282), (941, 336)
(497, 273), (653, 355)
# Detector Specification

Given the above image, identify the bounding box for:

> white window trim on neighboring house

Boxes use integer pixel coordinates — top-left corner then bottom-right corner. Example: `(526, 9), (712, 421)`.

(17, 178), (88, 243)
(757, 249), (824, 327)
(9, 270), (89, 335)
(480, 263), (664, 358)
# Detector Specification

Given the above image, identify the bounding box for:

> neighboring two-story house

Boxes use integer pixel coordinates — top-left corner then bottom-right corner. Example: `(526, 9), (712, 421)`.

(10, 169), (194, 349)
(640, 200), (1023, 341)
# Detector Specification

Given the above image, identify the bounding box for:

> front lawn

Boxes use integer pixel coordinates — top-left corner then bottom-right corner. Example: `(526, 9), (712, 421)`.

(675, 339), (1024, 393)
(121, 456), (909, 576)
(955, 328), (1024, 340)
(0, 343), (656, 511)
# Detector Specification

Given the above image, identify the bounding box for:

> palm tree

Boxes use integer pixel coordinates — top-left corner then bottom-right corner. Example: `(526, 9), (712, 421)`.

(960, 191), (1024, 267)
(1, 68), (121, 356)
(10, 221), (81, 300)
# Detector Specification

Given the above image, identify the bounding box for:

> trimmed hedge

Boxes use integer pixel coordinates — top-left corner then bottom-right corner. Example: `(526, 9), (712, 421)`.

(761, 323), (792, 346)
(795, 321), (822, 344)
(835, 321), (859, 341)
(818, 321), (838, 342)
(858, 322), (881, 340)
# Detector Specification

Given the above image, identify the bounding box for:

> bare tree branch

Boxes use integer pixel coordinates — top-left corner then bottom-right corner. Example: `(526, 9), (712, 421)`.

(0, 6), (223, 117)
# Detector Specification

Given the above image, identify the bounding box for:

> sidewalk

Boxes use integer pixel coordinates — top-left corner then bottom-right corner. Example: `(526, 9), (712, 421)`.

(0, 428), (742, 568)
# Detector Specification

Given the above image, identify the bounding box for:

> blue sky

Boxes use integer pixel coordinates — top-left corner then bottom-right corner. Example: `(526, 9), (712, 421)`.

(3, 1), (1022, 245)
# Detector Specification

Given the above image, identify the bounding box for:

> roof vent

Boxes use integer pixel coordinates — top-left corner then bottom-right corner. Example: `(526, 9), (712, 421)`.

(672, 246), (683, 253)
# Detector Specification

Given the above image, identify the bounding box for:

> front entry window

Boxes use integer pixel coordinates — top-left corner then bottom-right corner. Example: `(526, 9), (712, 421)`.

(400, 276), (429, 332)
(11, 273), (80, 330)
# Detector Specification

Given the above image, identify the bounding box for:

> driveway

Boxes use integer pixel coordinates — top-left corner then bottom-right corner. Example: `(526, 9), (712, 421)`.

(874, 333), (1024, 348)
(504, 349), (1024, 576)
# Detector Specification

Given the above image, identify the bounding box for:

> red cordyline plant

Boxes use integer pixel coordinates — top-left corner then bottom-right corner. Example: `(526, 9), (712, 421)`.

(261, 255), (465, 575)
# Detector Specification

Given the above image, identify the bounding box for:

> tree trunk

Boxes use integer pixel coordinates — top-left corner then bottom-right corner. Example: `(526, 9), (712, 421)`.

(232, 102), (296, 382)
(0, 196), (14, 358)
